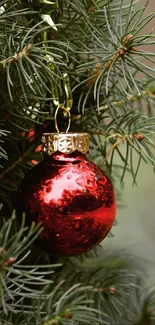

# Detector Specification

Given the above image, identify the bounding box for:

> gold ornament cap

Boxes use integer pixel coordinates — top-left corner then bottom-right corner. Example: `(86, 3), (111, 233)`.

(41, 132), (89, 155)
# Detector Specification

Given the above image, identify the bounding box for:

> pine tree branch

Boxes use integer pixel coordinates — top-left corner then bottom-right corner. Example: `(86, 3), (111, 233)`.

(0, 212), (61, 319)
(0, 129), (9, 165)
(0, 148), (32, 182)
(82, 111), (155, 182)
(0, 44), (32, 67)
(68, 1), (155, 112)
(53, 253), (147, 324)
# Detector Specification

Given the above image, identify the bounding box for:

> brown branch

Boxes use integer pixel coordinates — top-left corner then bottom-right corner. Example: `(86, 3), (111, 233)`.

(0, 44), (32, 67)
(0, 150), (30, 182)
(87, 34), (134, 87)
(103, 138), (125, 164)
(104, 34), (134, 71)
(88, 0), (94, 14)
(88, 131), (144, 163)
(91, 130), (144, 141)
(88, 286), (116, 293)
(101, 132), (144, 163)
(129, 134), (144, 141)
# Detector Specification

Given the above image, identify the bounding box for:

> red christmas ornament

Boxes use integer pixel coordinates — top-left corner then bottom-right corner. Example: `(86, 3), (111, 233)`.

(18, 133), (116, 256)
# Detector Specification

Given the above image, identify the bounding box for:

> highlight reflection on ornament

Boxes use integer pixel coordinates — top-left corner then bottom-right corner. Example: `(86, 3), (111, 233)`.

(18, 149), (116, 256)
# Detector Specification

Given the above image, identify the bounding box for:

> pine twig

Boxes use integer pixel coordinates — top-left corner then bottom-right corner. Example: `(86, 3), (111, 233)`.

(0, 44), (33, 67)
(0, 148), (34, 181)
(87, 34), (134, 88)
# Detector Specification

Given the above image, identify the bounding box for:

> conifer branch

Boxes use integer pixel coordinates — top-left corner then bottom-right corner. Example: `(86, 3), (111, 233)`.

(0, 213), (61, 319)
(0, 44), (33, 67)
(0, 147), (34, 182)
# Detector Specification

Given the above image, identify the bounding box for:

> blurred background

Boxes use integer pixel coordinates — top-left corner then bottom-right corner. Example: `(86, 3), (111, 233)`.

(104, 0), (155, 285)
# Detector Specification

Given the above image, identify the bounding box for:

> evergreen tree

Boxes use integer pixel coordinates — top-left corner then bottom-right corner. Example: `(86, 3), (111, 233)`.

(0, 0), (155, 324)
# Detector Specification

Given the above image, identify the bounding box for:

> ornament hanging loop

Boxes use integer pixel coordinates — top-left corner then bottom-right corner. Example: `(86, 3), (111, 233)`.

(54, 105), (71, 133)
(54, 73), (73, 133)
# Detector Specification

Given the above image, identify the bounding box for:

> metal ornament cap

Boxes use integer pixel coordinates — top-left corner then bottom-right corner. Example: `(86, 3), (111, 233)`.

(41, 132), (89, 155)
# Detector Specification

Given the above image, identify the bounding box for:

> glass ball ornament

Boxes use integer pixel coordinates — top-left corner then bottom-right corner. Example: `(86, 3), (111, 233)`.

(17, 133), (116, 256)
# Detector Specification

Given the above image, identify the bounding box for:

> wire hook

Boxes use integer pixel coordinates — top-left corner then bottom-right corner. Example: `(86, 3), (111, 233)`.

(54, 105), (71, 133)
(54, 73), (73, 133)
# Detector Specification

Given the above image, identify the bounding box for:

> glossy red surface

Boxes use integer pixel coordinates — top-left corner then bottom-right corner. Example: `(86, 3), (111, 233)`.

(18, 151), (116, 256)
